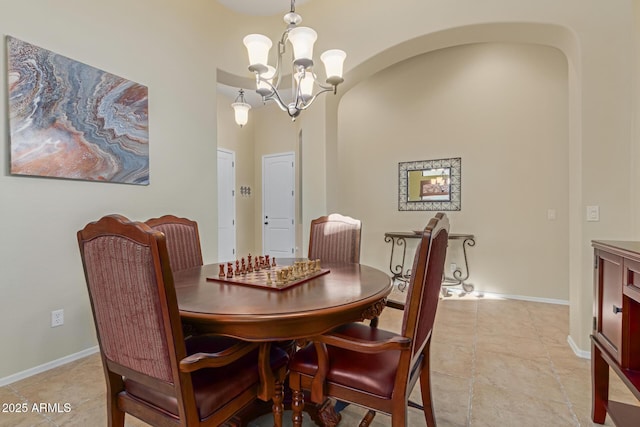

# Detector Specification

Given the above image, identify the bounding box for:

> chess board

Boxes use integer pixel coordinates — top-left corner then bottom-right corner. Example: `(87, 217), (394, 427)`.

(206, 266), (330, 291)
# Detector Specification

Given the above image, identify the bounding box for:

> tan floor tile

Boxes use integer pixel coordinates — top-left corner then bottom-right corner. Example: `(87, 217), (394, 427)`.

(470, 381), (577, 427)
(430, 372), (471, 427)
(432, 320), (476, 347)
(431, 341), (474, 379)
(476, 313), (540, 341)
(475, 332), (548, 361)
(546, 343), (590, 374)
(474, 350), (566, 403)
(435, 306), (478, 330)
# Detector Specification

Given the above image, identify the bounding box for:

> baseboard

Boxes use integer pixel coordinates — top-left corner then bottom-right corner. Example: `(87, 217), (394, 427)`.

(451, 288), (570, 306)
(0, 346), (99, 387)
(567, 335), (591, 359)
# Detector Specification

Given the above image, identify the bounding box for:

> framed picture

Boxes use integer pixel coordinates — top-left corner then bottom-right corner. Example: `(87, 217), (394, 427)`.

(398, 157), (461, 211)
(7, 36), (149, 185)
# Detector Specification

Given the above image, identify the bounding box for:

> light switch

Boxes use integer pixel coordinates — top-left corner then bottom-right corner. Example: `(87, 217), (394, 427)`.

(586, 205), (600, 222)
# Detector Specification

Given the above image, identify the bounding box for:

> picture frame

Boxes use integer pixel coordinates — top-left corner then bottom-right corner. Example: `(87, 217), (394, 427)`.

(398, 157), (461, 211)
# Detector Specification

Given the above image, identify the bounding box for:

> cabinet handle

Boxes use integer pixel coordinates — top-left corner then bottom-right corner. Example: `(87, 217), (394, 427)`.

(612, 305), (622, 314)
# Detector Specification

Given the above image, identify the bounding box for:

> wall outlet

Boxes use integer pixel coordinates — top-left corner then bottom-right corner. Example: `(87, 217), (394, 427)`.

(51, 309), (64, 327)
(450, 263), (457, 273)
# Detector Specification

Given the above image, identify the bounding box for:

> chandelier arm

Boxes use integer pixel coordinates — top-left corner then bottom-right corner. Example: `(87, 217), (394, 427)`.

(259, 81), (295, 116)
(272, 39), (286, 89)
(307, 69), (336, 91)
(297, 87), (334, 111)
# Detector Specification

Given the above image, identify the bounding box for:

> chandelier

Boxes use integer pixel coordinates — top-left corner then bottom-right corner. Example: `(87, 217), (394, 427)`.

(237, 0), (346, 121)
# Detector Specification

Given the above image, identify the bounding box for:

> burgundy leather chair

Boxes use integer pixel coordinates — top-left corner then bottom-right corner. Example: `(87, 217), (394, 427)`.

(78, 214), (288, 427)
(289, 213), (449, 427)
(146, 214), (203, 272)
(308, 213), (361, 263)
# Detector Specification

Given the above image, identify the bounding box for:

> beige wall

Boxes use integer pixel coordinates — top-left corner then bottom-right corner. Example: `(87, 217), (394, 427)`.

(336, 43), (569, 300)
(0, 0), (221, 379)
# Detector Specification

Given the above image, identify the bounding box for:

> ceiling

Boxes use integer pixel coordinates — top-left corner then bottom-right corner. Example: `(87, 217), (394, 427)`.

(216, 0), (312, 16)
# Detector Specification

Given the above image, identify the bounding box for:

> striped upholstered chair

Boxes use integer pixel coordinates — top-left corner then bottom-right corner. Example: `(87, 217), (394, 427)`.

(78, 214), (289, 427)
(308, 213), (362, 263)
(146, 215), (203, 272)
(289, 213), (449, 427)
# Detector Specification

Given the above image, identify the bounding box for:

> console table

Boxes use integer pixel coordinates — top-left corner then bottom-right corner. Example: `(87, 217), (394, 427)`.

(591, 240), (640, 426)
(384, 231), (475, 293)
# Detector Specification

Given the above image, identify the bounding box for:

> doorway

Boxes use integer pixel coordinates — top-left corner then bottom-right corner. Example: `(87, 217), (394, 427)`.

(217, 148), (236, 262)
(262, 152), (295, 258)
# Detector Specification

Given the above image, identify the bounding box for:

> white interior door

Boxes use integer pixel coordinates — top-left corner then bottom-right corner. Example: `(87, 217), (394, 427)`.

(217, 149), (236, 262)
(262, 152), (295, 258)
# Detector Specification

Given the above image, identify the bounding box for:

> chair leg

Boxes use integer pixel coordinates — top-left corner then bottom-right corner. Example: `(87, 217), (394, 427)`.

(292, 388), (305, 427)
(106, 372), (125, 427)
(419, 341), (437, 427)
(359, 410), (376, 426)
(107, 402), (125, 427)
(272, 379), (284, 427)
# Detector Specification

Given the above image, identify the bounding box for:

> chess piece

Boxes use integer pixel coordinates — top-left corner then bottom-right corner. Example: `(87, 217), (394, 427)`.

(272, 257), (277, 267)
(226, 262), (234, 278)
(265, 255), (270, 268)
(255, 257), (260, 271)
(218, 264), (225, 278)
(235, 260), (240, 275)
(266, 272), (272, 285)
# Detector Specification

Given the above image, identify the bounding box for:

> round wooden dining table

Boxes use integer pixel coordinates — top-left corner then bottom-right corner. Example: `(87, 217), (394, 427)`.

(173, 259), (393, 426)
(173, 260), (393, 341)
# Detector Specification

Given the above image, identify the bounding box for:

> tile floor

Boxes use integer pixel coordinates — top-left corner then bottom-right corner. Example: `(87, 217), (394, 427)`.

(0, 291), (638, 427)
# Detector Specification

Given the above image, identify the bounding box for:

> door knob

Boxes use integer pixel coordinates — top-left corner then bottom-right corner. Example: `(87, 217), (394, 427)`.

(613, 305), (622, 314)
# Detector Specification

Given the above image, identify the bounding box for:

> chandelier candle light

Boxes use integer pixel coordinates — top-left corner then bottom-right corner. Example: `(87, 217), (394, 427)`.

(238, 0), (346, 121)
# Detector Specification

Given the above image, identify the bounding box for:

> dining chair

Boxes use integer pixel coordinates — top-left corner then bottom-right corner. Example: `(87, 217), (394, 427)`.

(308, 213), (362, 263)
(78, 214), (289, 427)
(146, 214), (203, 272)
(289, 213), (449, 427)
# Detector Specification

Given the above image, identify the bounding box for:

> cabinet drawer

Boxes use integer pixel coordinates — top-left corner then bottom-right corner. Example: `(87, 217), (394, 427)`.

(624, 258), (640, 303)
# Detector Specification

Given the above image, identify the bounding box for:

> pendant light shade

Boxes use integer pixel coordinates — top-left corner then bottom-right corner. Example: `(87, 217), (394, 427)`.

(321, 49), (347, 85)
(243, 34), (272, 72)
(287, 27), (317, 65)
(231, 89), (251, 127)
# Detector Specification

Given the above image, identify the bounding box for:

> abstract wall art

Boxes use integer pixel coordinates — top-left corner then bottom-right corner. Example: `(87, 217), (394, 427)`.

(7, 36), (149, 184)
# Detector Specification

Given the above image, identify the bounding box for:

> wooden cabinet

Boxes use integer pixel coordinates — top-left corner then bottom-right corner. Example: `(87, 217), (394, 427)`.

(592, 241), (640, 426)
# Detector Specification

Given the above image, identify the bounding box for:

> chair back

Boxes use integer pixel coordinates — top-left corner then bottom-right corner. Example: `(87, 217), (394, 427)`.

(401, 213), (449, 359)
(308, 213), (361, 263)
(78, 214), (187, 387)
(146, 215), (203, 272)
